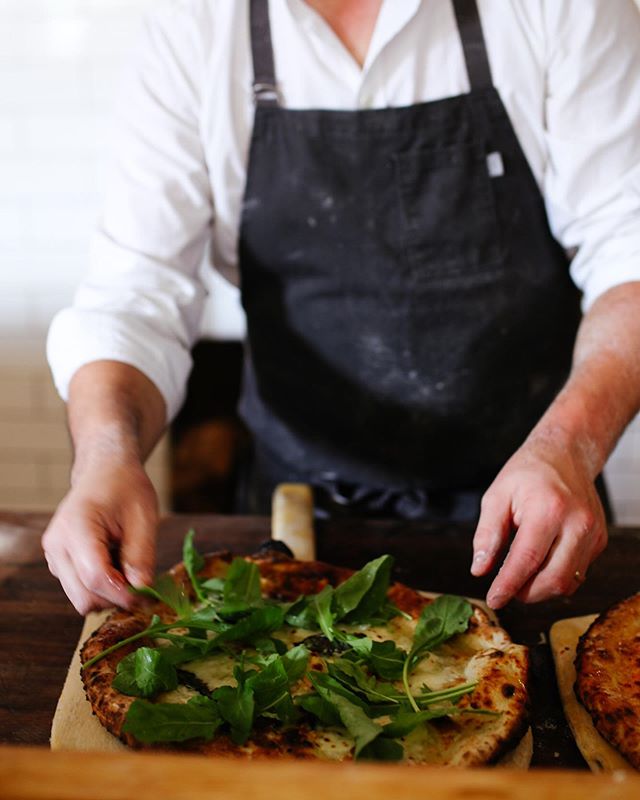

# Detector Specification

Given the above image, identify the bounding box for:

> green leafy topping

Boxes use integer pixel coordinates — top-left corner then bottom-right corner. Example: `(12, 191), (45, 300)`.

(343, 636), (406, 680)
(402, 595), (473, 711)
(122, 695), (222, 743)
(310, 678), (386, 759)
(112, 647), (178, 697)
(219, 557), (262, 617)
(183, 529), (207, 604)
(130, 574), (192, 617)
(85, 531), (493, 761)
(333, 555), (394, 623)
(213, 670), (256, 745)
(327, 658), (400, 706)
(215, 606), (285, 644)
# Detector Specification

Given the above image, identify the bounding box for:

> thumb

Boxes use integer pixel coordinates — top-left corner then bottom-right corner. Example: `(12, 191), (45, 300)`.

(120, 494), (158, 588)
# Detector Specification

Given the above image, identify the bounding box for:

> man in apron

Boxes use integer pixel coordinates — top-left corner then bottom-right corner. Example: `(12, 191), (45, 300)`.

(43, 0), (640, 614)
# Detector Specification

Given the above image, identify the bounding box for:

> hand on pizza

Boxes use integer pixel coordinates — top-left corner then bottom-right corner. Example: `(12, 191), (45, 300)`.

(80, 533), (529, 765)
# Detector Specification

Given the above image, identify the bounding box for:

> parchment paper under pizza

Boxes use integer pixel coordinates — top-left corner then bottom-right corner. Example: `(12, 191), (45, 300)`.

(58, 532), (530, 766)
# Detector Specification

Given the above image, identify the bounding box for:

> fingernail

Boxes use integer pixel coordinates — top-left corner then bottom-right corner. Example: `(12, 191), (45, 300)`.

(487, 590), (505, 610)
(107, 572), (128, 592)
(470, 550), (487, 576)
(124, 565), (148, 588)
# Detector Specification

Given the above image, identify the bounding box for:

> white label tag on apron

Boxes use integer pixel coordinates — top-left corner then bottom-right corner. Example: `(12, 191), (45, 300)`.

(486, 151), (504, 178)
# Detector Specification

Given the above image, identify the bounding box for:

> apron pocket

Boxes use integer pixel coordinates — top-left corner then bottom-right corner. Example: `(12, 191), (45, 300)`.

(395, 144), (504, 286)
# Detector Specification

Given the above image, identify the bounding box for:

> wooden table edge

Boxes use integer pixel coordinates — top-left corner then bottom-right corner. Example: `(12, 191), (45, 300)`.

(1, 745), (639, 800)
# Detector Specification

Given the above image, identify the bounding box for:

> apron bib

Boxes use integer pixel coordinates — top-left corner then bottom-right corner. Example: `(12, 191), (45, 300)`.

(235, 0), (582, 518)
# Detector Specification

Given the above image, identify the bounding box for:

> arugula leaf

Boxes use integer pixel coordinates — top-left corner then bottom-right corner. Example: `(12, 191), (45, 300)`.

(298, 693), (341, 727)
(183, 529), (207, 604)
(213, 672), (256, 745)
(219, 557), (263, 617)
(410, 595), (473, 662)
(130, 574), (192, 617)
(402, 595), (473, 711)
(284, 595), (321, 630)
(312, 585), (336, 641)
(383, 707), (460, 738)
(215, 606), (285, 644)
(309, 672), (370, 713)
(201, 576), (225, 594)
(253, 637), (287, 656)
(358, 737), (404, 762)
(281, 644), (310, 684)
(343, 636), (406, 680)
(327, 659), (399, 706)
(333, 555), (394, 623)
(122, 696), (222, 743)
(311, 681), (385, 759)
(112, 647), (178, 697)
(247, 659), (294, 723)
(158, 643), (210, 666)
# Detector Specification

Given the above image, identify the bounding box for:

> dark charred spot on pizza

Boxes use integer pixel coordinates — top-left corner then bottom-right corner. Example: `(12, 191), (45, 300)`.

(252, 540), (294, 559)
(489, 650), (505, 660)
(300, 634), (349, 656)
(432, 716), (461, 734)
(177, 669), (212, 696)
(501, 683), (515, 698)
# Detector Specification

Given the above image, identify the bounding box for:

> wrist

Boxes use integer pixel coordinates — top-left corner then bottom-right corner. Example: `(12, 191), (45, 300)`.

(526, 392), (607, 480)
(71, 423), (143, 484)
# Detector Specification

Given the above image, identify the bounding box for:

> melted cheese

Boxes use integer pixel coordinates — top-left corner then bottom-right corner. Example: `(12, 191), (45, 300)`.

(154, 614), (480, 761)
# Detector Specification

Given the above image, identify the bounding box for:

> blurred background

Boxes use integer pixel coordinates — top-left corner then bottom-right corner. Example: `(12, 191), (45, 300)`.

(1, 0), (639, 521)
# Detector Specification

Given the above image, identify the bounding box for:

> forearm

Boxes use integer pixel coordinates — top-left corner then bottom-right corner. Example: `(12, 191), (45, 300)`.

(525, 281), (640, 478)
(68, 360), (167, 478)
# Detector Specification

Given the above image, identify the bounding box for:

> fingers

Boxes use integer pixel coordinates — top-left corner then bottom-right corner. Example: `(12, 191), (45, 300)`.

(485, 507), (560, 609)
(70, 523), (135, 608)
(120, 494), (158, 589)
(44, 541), (113, 615)
(516, 509), (607, 604)
(471, 490), (512, 577)
(43, 508), (136, 614)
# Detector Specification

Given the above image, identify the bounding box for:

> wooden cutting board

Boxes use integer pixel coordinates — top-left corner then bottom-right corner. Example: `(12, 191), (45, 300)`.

(549, 614), (632, 773)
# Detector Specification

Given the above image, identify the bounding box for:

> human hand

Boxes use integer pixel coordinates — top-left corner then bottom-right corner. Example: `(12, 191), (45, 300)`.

(42, 455), (158, 615)
(470, 433), (607, 609)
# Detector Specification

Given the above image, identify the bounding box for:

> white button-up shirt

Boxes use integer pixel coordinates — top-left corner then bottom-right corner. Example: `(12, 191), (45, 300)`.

(47, 0), (640, 420)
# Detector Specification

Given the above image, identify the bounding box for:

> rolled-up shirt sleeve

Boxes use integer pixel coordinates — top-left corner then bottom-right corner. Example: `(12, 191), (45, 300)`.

(542, 0), (640, 312)
(47, 3), (212, 421)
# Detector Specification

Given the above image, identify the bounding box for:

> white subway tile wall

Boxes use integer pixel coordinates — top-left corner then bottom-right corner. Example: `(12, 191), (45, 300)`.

(0, 0), (169, 512)
(0, 0), (638, 521)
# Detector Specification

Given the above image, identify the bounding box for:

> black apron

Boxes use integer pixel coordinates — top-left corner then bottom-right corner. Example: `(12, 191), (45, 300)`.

(235, 0), (583, 520)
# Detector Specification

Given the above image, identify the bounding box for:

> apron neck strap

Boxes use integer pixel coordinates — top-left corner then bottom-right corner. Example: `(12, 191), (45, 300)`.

(249, 0), (493, 103)
(452, 0), (493, 91)
(249, 0), (280, 106)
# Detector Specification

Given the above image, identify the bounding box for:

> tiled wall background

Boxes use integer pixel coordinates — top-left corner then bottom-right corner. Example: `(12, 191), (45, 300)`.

(1, 0), (639, 521)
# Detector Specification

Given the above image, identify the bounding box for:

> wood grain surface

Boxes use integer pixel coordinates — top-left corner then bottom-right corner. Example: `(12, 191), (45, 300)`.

(3, 511), (640, 768)
(2, 746), (640, 800)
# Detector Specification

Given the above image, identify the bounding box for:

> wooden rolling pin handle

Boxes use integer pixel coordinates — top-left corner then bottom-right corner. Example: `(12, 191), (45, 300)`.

(271, 483), (316, 561)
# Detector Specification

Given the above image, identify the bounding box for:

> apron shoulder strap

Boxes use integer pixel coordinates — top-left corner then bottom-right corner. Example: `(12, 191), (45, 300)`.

(249, 0), (280, 106)
(452, 0), (493, 91)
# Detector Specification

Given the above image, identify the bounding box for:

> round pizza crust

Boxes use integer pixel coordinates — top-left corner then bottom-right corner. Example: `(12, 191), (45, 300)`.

(81, 549), (529, 766)
(575, 593), (640, 770)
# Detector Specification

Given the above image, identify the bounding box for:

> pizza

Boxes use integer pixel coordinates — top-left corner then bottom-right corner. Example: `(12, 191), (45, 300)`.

(575, 593), (640, 769)
(80, 535), (529, 765)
